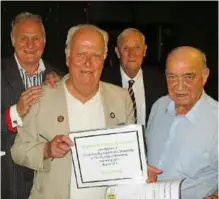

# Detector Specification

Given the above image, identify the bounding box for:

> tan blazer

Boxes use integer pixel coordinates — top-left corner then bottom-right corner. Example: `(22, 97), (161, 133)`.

(11, 76), (134, 199)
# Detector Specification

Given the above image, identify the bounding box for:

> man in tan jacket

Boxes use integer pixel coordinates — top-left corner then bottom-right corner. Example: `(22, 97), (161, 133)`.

(11, 24), (135, 199)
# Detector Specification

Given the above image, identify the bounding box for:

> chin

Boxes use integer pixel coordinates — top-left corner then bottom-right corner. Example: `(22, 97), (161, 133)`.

(81, 80), (94, 86)
(175, 99), (191, 106)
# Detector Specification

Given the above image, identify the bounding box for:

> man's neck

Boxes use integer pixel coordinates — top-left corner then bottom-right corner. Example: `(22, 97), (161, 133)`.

(175, 105), (192, 115)
(122, 67), (140, 79)
(21, 63), (39, 75)
(175, 93), (203, 115)
(66, 79), (99, 104)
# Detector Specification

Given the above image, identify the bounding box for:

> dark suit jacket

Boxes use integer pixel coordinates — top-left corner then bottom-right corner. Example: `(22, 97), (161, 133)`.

(101, 65), (167, 126)
(1, 55), (61, 199)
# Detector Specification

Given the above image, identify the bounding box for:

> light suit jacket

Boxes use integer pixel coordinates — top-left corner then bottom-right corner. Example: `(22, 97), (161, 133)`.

(11, 75), (135, 199)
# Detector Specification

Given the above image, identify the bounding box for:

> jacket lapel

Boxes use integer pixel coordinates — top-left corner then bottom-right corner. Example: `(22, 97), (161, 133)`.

(54, 77), (70, 136)
(4, 56), (25, 94)
(99, 82), (119, 128)
(142, 69), (148, 119)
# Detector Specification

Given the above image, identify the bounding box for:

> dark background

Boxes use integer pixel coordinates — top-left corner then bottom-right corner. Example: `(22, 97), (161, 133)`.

(1, 1), (218, 100)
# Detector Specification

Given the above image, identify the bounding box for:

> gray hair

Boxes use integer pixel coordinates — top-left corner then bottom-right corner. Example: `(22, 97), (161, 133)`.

(201, 52), (207, 68)
(11, 12), (46, 44)
(65, 24), (109, 59)
(117, 28), (145, 47)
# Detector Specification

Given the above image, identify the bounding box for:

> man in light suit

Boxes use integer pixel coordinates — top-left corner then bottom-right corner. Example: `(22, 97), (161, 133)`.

(11, 24), (135, 199)
(1, 12), (62, 199)
(101, 28), (167, 126)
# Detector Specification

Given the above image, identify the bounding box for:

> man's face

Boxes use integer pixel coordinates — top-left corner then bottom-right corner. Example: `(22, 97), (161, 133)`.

(66, 28), (105, 88)
(166, 52), (209, 114)
(12, 19), (45, 67)
(115, 31), (146, 72)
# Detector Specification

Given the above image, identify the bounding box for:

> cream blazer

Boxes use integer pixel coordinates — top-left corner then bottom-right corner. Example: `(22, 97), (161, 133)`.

(11, 75), (134, 199)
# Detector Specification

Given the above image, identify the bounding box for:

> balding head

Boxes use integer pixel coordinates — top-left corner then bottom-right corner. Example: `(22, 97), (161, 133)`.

(117, 28), (145, 47)
(166, 46), (207, 70)
(65, 24), (108, 59)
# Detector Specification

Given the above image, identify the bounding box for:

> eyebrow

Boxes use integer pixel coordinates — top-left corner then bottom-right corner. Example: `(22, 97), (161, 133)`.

(166, 72), (195, 75)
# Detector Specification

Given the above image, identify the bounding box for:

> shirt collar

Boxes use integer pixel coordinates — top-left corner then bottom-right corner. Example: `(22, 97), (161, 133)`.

(14, 53), (46, 74)
(63, 73), (101, 103)
(120, 66), (143, 82)
(166, 91), (207, 122)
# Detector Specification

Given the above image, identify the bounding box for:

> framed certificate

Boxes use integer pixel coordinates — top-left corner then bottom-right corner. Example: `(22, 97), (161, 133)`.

(69, 124), (147, 188)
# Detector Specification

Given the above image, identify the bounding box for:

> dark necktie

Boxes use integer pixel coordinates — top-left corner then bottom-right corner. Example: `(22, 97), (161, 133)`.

(128, 80), (137, 123)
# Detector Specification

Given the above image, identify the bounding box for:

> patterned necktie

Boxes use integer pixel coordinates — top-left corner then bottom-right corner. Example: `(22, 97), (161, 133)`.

(128, 80), (137, 123)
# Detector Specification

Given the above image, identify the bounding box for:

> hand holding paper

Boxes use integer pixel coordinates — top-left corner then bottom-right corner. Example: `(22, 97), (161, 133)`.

(147, 165), (163, 183)
(44, 135), (73, 159)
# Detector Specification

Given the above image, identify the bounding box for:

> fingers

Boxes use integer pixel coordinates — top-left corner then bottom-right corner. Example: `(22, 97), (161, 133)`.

(58, 135), (74, 147)
(148, 165), (163, 174)
(17, 86), (44, 117)
(44, 71), (61, 88)
(47, 135), (74, 159)
(47, 80), (57, 88)
(147, 165), (163, 183)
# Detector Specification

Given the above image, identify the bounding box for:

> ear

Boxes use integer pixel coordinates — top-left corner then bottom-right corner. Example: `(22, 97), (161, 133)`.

(65, 47), (70, 68)
(202, 67), (210, 86)
(115, 47), (120, 59)
(11, 35), (15, 47)
(143, 44), (147, 57)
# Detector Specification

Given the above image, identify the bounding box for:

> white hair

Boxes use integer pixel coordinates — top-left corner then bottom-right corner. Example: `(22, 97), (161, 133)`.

(65, 24), (108, 59)
(11, 12), (46, 44)
(117, 28), (145, 47)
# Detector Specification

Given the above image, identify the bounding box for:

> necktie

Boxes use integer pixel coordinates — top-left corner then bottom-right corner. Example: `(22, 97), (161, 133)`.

(128, 80), (137, 123)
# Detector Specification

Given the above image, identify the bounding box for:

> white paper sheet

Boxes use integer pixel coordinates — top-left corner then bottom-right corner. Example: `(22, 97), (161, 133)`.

(69, 124), (147, 188)
(106, 180), (182, 199)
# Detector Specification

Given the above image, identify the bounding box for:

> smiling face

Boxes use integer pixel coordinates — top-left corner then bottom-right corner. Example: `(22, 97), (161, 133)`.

(12, 18), (45, 70)
(166, 47), (209, 114)
(115, 30), (147, 78)
(66, 27), (105, 92)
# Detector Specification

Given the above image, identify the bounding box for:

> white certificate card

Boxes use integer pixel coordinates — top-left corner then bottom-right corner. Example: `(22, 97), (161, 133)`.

(69, 124), (147, 188)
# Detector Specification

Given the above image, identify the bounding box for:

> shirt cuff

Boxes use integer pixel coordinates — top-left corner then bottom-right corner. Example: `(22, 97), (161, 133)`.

(10, 104), (23, 127)
(5, 106), (16, 133)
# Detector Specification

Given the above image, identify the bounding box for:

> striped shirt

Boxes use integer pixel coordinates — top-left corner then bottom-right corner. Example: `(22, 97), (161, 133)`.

(14, 54), (46, 89)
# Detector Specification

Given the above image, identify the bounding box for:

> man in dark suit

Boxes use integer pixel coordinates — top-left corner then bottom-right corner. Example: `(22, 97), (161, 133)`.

(1, 12), (62, 199)
(101, 28), (167, 127)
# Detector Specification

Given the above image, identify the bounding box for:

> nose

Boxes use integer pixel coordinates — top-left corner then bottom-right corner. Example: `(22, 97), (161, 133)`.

(26, 38), (34, 49)
(128, 48), (136, 57)
(176, 76), (185, 90)
(85, 55), (92, 67)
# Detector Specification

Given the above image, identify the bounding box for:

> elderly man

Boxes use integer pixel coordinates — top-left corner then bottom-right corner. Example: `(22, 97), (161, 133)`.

(11, 24), (135, 199)
(146, 46), (218, 199)
(1, 12), (62, 199)
(101, 28), (167, 126)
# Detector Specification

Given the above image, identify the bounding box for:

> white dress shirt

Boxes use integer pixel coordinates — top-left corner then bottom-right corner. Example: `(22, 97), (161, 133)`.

(10, 54), (46, 128)
(120, 67), (146, 126)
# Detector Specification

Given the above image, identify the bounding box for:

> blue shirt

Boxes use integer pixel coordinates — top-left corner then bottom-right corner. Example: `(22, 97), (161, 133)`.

(146, 92), (218, 199)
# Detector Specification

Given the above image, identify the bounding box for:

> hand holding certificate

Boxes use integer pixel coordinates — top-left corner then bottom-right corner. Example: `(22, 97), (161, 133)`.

(69, 124), (147, 188)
